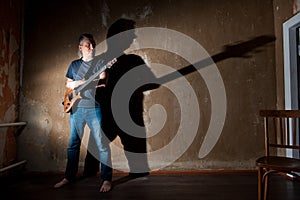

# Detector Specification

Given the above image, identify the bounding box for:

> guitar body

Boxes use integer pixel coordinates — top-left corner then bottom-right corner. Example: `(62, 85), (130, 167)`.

(63, 88), (81, 113)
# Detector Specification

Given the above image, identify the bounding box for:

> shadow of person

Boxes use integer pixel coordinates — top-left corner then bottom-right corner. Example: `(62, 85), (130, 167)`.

(101, 18), (160, 178)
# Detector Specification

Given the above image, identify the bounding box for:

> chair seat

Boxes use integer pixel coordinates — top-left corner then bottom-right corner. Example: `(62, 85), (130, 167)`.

(256, 156), (300, 172)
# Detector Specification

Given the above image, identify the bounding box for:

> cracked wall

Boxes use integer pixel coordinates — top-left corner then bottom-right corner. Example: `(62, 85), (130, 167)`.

(0, 0), (22, 168)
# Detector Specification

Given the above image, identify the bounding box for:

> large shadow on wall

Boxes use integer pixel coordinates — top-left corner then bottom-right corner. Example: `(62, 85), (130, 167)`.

(102, 18), (160, 175)
(85, 17), (276, 179)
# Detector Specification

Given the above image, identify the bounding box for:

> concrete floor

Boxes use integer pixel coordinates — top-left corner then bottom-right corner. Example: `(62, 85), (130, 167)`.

(1, 171), (300, 200)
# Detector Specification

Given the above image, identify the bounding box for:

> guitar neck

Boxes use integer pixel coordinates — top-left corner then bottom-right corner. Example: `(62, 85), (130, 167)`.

(75, 63), (108, 93)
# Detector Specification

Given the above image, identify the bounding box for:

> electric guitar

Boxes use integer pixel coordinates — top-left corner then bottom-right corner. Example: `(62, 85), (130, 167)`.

(63, 58), (117, 113)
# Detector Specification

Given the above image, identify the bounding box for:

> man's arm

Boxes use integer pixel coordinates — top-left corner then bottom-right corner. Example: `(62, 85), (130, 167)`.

(65, 78), (86, 89)
(95, 71), (108, 88)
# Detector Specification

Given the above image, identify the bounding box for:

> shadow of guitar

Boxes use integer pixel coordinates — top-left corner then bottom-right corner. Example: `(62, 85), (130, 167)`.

(157, 35), (276, 85)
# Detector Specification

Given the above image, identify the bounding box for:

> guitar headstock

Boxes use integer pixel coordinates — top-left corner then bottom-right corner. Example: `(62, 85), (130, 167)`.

(107, 58), (117, 69)
(222, 35), (276, 58)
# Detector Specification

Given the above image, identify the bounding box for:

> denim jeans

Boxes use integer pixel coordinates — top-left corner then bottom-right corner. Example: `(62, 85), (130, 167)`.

(65, 107), (112, 181)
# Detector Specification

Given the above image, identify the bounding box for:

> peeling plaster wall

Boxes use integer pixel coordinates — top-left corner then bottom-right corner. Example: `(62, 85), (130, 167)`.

(18, 0), (282, 172)
(0, 0), (22, 168)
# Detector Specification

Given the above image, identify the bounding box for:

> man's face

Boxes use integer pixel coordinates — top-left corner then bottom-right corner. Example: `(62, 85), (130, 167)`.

(79, 38), (95, 58)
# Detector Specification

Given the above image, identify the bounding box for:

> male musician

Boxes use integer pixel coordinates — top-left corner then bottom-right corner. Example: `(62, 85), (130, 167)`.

(54, 33), (113, 192)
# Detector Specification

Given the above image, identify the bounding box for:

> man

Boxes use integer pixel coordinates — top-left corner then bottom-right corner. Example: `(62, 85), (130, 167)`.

(54, 33), (113, 192)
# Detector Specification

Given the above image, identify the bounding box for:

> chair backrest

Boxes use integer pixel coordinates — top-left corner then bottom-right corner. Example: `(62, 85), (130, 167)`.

(259, 110), (300, 157)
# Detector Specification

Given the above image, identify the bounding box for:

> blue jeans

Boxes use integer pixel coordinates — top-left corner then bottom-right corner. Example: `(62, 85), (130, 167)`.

(65, 107), (112, 181)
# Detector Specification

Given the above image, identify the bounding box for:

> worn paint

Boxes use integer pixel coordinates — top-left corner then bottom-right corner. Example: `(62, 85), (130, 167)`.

(0, 0), (22, 169)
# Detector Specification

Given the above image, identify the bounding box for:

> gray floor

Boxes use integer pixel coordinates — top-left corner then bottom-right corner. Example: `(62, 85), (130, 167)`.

(1, 172), (300, 200)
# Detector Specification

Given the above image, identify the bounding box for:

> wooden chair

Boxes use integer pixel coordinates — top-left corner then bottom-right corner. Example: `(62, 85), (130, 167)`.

(256, 110), (300, 200)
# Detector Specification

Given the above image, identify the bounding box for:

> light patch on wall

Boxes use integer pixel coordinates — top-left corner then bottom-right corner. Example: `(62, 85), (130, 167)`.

(101, 0), (110, 28)
(138, 5), (153, 20)
(18, 95), (55, 170)
(120, 4), (153, 21)
(20, 96), (53, 146)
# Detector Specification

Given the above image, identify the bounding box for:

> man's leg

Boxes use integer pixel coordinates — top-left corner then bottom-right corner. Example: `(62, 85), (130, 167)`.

(86, 108), (113, 192)
(83, 132), (100, 177)
(54, 109), (85, 188)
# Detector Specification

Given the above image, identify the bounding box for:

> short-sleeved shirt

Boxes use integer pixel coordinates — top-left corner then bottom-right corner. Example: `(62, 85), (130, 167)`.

(65, 56), (105, 108)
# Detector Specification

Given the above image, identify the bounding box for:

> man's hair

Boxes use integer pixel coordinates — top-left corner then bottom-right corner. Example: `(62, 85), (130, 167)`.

(78, 33), (96, 48)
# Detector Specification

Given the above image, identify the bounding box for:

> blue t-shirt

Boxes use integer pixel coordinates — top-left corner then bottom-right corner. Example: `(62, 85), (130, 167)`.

(65, 56), (105, 108)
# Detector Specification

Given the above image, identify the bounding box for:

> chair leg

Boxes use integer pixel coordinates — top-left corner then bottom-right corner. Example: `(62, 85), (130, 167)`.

(264, 174), (269, 200)
(258, 167), (263, 200)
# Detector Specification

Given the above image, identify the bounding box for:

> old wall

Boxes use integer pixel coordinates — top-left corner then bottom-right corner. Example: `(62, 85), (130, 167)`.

(273, 0), (295, 109)
(0, 0), (22, 169)
(18, 0), (278, 172)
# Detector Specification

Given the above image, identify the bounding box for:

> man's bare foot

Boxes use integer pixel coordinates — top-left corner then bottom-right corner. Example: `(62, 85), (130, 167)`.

(54, 178), (69, 188)
(99, 180), (112, 193)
